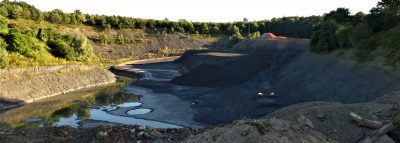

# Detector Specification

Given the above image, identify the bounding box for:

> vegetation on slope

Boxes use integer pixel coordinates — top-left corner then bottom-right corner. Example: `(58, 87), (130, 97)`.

(0, 0), (319, 39)
(310, 0), (400, 64)
(0, 0), (322, 68)
(0, 14), (91, 68)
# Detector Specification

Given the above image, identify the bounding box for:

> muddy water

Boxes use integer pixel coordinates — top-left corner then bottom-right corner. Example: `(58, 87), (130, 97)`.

(0, 77), (182, 128)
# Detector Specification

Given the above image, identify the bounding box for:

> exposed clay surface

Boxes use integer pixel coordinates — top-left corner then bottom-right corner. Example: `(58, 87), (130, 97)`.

(0, 65), (116, 103)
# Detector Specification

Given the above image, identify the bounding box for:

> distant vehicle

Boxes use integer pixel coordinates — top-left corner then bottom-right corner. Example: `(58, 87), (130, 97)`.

(258, 91), (276, 97)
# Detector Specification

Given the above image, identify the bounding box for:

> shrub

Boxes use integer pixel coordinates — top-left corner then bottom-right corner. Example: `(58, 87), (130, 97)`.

(250, 31), (261, 38)
(310, 20), (339, 53)
(99, 33), (108, 45)
(5, 28), (29, 56)
(71, 34), (92, 61)
(378, 25), (400, 64)
(350, 23), (376, 50)
(0, 38), (8, 68)
(0, 15), (9, 35)
(47, 34), (92, 61)
(335, 24), (353, 49)
(349, 24), (376, 62)
(47, 39), (74, 60)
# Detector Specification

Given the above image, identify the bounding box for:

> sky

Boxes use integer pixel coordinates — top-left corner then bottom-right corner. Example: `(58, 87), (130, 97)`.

(18, 0), (381, 22)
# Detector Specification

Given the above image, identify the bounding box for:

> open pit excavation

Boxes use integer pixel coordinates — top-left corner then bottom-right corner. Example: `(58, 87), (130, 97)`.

(110, 39), (400, 128)
(2, 38), (400, 142)
(1, 0), (400, 142)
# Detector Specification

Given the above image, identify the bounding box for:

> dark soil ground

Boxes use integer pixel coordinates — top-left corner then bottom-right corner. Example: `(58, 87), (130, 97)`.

(0, 124), (204, 143)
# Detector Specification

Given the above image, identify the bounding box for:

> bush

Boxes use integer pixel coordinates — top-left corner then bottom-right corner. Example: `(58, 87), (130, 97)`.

(348, 24), (376, 62)
(47, 34), (92, 61)
(0, 38), (8, 68)
(350, 24), (376, 50)
(378, 25), (400, 64)
(47, 39), (74, 60)
(250, 31), (261, 38)
(0, 15), (9, 35)
(335, 24), (353, 49)
(71, 35), (92, 61)
(310, 20), (339, 53)
(5, 28), (38, 58)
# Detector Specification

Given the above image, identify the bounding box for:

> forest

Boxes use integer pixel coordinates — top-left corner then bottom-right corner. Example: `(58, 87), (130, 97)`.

(0, 0), (319, 38)
(0, 0), (321, 68)
(310, 0), (400, 64)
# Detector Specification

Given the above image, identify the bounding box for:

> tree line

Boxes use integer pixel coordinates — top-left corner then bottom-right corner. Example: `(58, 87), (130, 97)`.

(0, 0), (320, 38)
(310, 0), (400, 64)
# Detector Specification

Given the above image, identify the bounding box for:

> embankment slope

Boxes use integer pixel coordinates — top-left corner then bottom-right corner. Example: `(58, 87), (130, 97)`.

(0, 65), (116, 103)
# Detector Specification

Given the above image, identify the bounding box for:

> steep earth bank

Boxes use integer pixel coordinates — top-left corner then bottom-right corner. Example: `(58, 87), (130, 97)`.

(93, 34), (213, 62)
(0, 65), (116, 105)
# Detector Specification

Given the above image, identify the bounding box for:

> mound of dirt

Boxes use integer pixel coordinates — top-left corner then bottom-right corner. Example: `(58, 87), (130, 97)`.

(185, 118), (335, 143)
(185, 92), (400, 143)
(0, 125), (203, 143)
(260, 33), (277, 39)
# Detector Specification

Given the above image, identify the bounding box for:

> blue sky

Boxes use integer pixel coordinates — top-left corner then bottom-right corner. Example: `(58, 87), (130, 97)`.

(19, 0), (380, 22)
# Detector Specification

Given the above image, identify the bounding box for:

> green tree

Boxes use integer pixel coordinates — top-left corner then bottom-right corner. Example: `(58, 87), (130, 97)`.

(310, 20), (339, 53)
(323, 8), (352, 24)
(48, 10), (63, 24)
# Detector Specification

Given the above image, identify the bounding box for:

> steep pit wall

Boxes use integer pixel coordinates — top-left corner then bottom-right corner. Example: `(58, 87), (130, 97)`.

(0, 65), (116, 103)
(273, 49), (400, 104)
(235, 38), (400, 104)
(170, 38), (400, 125)
(179, 39), (400, 105)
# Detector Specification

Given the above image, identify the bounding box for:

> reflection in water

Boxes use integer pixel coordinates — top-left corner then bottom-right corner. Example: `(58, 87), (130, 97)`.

(54, 115), (79, 127)
(51, 107), (180, 128)
(117, 102), (142, 108)
(12, 77), (181, 128)
(127, 109), (152, 115)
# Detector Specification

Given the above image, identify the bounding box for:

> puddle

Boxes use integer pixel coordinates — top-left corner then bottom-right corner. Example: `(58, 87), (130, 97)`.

(51, 107), (180, 128)
(54, 115), (79, 127)
(127, 108), (152, 115)
(2, 76), (182, 128)
(117, 102), (142, 107)
(3, 67), (186, 129)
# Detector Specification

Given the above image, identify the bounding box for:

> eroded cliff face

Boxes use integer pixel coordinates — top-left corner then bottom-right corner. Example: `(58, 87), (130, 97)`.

(0, 65), (116, 103)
